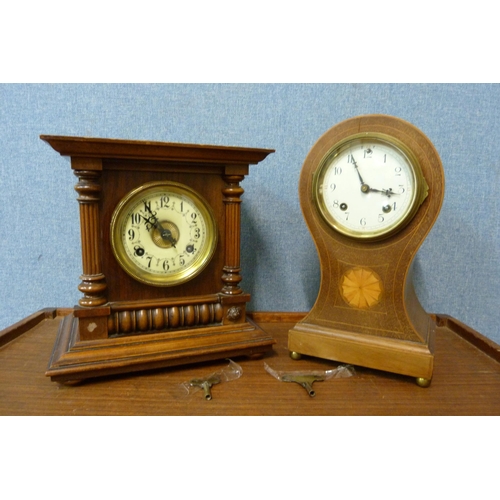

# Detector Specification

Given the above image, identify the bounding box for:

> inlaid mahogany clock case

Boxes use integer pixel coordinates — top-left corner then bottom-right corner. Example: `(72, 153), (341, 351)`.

(41, 135), (275, 382)
(288, 115), (445, 384)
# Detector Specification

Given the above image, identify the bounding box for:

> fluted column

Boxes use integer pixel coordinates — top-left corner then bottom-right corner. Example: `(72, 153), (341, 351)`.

(221, 174), (244, 295)
(74, 169), (107, 306)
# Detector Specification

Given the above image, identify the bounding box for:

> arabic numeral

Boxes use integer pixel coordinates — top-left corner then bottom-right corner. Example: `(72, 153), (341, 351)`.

(131, 213), (142, 225)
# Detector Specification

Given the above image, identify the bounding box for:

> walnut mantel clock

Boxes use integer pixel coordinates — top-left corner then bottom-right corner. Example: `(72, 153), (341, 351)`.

(288, 115), (445, 386)
(41, 135), (275, 383)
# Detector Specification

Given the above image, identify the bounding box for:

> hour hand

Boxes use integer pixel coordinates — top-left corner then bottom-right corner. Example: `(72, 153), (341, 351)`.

(152, 219), (177, 247)
(142, 208), (177, 247)
(368, 187), (399, 197)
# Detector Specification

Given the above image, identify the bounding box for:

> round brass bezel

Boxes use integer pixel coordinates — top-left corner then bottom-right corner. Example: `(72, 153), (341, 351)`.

(110, 181), (218, 287)
(313, 132), (428, 241)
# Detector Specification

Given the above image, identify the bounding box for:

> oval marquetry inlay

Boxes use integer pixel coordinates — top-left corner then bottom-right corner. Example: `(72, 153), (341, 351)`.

(340, 267), (383, 309)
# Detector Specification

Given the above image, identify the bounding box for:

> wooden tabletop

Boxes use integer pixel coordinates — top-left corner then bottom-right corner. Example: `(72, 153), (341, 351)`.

(1, 310), (499, 415)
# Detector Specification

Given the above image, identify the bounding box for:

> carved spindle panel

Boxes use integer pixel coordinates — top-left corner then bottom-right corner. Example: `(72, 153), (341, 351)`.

(107, 302), (224, 336)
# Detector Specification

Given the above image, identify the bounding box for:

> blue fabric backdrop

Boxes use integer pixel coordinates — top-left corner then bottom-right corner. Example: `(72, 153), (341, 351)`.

(1, 83), (499, 343)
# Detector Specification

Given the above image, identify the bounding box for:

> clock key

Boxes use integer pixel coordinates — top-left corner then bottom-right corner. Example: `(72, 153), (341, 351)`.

(189, 374), (221, 401)
(280, 374), (325, 397)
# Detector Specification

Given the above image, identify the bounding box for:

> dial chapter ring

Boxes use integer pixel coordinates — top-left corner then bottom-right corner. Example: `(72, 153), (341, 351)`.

(313, 132), (428, 241)
(110, 181), (218, 287)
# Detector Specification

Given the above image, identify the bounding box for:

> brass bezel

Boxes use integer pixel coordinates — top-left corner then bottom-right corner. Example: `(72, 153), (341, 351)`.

(110, 181), (218, 287)
(313, 132), (428, 241)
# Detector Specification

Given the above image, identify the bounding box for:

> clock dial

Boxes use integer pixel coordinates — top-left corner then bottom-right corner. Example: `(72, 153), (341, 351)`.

(314, 134), (427, 240)
(111, 181), (217, 286)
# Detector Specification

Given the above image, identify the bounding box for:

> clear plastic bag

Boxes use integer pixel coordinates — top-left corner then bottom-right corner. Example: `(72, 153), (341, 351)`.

(178, 359), (243, 400)
(264, 362), (355, 397)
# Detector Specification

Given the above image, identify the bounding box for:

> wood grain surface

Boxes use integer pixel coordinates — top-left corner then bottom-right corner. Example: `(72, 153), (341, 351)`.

(1, 311), (500, 415)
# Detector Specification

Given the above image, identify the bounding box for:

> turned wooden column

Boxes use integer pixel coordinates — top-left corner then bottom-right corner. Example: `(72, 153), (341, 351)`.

(73, 165), (107, 307)
(221, 174), (245, 295)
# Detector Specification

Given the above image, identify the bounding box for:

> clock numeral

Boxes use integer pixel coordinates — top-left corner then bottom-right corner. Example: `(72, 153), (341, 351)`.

(360, 218), (367, 226)
(329, 183), (336, 192)
(378, 214), (385, 223)
(131, 213), (142, 225)
(163, 260), (170, 272)
(363, 148), (373, 158)
(334, 166), (343, 175)
(128, 229), (135, 241)
(398, 185), (405, 194)
(394, 166), (402, 176)
(160, 196), (170, 208)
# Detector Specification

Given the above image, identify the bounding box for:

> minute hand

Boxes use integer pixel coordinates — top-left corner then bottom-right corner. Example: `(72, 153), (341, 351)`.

(350, 155), (366, 186)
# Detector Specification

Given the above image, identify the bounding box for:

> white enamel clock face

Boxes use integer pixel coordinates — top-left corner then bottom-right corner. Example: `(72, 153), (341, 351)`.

(314, 134), (427, 240)
(110, 181), (217, 286)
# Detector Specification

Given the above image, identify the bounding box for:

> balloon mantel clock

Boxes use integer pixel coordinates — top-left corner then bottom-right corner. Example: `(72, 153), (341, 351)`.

(41, 135), (276, 383)
(288, 115), (445, 386)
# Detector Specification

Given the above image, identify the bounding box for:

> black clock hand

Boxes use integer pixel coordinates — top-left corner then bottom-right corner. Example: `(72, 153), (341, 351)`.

(350, 155), (376, 195)
(350, 155), (367, 187)
(350, 157), (400, 198)
(158, 225), (177, 248)
(143, 206), (177, 247)
(367, 187), (399, 197)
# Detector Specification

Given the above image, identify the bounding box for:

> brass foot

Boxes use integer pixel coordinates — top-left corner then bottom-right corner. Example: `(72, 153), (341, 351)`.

(290, 351), (302, 360)
(416, 377), (431, 388)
